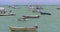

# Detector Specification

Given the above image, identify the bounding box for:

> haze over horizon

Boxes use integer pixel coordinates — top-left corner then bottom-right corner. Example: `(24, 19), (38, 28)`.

(0, 0), (60, 5)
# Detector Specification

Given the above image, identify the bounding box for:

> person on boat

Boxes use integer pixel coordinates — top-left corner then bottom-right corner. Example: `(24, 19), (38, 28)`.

(3, 10), (7, 14)
(0, 10), (5, 14)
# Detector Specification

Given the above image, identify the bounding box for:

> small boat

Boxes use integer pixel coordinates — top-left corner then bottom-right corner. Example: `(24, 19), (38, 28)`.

(40, 12), (51, 15)
(9, 6), (20, 9)
(0, 13), (16, 16)
(0, 7), (16, 16)
(8, 13), (16, 16)
(9, 26), (38, 31)
(23, 15), (40, 18)
(57, 8), (60, 9)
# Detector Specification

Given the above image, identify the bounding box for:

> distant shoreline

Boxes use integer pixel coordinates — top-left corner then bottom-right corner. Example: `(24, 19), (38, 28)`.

(0, 5), (60, 6)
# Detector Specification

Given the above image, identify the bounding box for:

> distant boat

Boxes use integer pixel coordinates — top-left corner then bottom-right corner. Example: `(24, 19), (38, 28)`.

(8, 5), (20, 9)
(0, 13), (15, 16)
(57, 8), (60, 10)
(32, 10), (51, 15)
(40, 12), (51, 15)
(0, 7), (16, 16)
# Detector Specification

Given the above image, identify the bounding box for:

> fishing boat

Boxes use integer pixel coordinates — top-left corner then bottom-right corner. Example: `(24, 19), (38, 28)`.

(0, 7), (16, 16)
(9, 26), (38, 31)
(23, 15), (40, 18)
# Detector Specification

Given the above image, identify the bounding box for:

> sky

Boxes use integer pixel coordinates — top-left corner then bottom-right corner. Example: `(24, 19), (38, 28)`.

(0, 0), (60, 5)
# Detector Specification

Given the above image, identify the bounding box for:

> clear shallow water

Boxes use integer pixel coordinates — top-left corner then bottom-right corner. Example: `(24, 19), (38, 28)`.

(0, 5), (60, 32)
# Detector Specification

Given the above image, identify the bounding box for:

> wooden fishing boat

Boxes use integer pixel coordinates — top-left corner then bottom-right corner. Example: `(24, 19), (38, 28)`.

(9, 26), (38, 31)
(23, 15), (40, 18)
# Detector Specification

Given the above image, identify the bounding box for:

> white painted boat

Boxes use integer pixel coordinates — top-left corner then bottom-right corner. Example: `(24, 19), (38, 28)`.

(9, 26), (38, 31)
(23, 15), (40, 18)
(0, 13), (16, 16)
